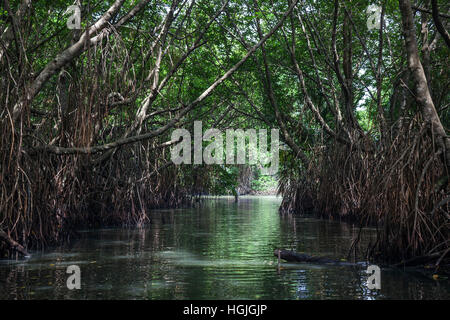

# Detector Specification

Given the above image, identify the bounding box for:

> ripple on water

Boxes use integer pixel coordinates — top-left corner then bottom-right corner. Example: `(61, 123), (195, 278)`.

(108, 254), (140, 260)
(37, 252), (81, 259)
(96, 240), (134, 247)
(157, 249), (281, 270)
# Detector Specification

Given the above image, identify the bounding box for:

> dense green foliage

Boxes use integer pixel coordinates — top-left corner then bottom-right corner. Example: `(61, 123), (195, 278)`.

(0, 0), (448, 264)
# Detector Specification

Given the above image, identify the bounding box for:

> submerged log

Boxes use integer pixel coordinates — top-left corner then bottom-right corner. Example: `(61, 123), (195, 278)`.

(393, 250), (449, 267)
(274, 249), (341, 264)
(0, 229), (30, 257)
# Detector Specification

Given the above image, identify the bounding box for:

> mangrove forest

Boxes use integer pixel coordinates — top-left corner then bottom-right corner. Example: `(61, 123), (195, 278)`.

(0, 0), (449, 300)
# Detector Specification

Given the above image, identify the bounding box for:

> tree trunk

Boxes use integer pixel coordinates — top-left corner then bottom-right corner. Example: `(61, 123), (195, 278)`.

(399, 0), (450, 170)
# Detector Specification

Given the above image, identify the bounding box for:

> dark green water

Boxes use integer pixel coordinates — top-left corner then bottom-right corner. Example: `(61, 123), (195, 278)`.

(0, 196), (448, 299)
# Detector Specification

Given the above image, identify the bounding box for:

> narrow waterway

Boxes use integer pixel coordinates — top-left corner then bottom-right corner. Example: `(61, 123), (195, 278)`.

(0, 196), (448, 299)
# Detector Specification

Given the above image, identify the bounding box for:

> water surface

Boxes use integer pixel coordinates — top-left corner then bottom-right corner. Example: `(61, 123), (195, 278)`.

(0, 196), (448, 299)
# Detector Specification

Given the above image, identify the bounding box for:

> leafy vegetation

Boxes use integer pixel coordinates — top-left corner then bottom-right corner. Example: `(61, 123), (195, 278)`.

(0, 0), (448, 266)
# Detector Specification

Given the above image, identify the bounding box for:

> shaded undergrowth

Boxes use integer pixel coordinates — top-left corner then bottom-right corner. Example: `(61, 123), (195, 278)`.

(278, 119), (449, 265)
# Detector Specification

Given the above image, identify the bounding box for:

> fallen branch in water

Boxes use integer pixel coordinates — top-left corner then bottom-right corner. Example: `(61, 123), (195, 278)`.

(393, 250), (449, 267)
(274, 249), (339, 264)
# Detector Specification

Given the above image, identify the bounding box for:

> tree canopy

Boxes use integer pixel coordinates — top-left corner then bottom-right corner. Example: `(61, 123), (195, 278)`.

(0, 0), (448, 264)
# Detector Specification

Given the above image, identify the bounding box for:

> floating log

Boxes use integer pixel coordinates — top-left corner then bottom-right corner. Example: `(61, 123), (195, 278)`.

(274, 249), (339, 264)
(393, 250), (449, 267)
(0, 229), (30, 257)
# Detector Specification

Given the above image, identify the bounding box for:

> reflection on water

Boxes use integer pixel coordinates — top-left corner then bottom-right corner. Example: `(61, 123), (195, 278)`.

(0, 196), (448, 299)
